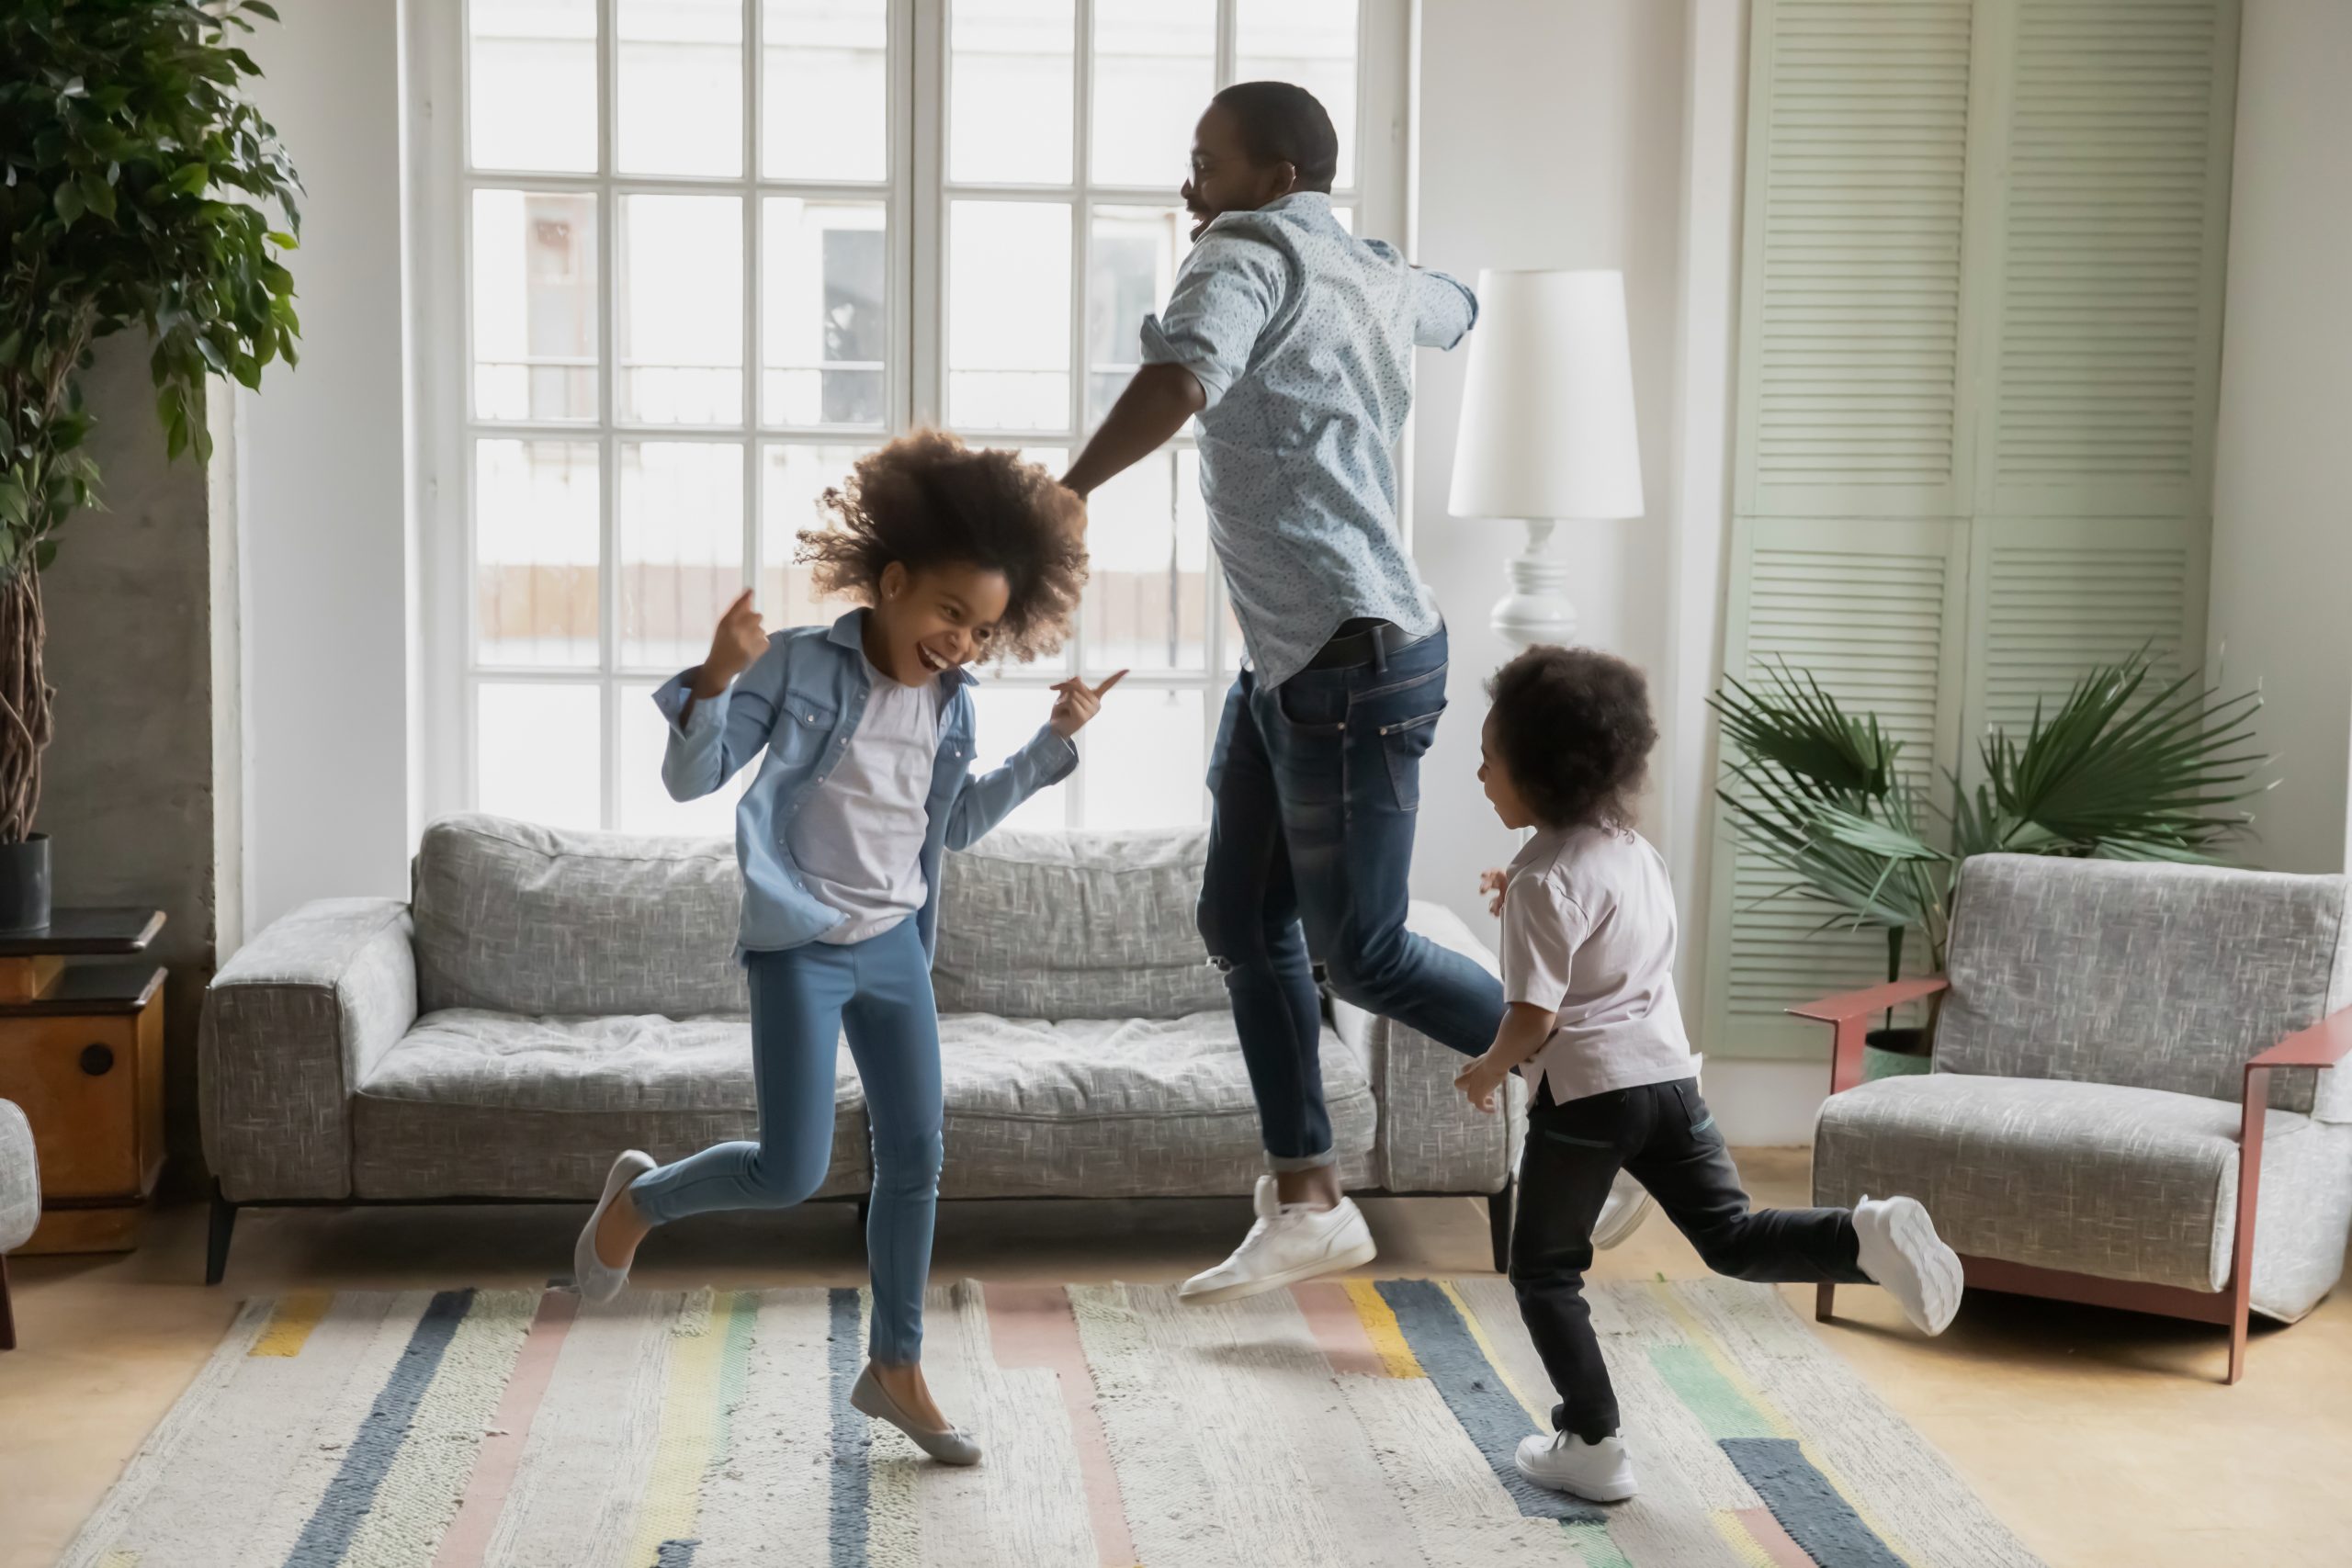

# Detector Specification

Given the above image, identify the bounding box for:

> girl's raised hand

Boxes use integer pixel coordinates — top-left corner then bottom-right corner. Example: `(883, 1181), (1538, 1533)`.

(700, 589), (768, 691)
(1048, 669), (1127, 739)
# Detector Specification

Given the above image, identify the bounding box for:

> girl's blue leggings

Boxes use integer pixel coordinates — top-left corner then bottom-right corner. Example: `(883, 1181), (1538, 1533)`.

(628, 916), (943, 1365)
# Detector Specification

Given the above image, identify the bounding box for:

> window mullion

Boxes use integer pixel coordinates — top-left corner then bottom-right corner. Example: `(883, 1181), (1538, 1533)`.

(1216, 0), (1237, 89)
(741, 0), (761, 604)
(597, 0), (622, 829)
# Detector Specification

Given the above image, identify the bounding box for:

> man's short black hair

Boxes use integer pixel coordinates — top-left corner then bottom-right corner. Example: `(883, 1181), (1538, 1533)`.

(1212, 81), (1340, 194)
(1485, 647), (1658, 832)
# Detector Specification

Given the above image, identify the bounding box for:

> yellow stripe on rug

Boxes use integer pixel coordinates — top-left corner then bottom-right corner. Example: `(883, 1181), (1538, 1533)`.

(247, 1291), (334, 1359)
(1342, 1279), (1425, 1379)
(623, 1289), (758, 1566)
(1432, 1280), (1549, 1427)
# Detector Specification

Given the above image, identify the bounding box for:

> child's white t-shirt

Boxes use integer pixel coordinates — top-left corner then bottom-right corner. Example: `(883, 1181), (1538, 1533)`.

(1500, 823), (1695, 1106)
(786, 659), (943, 943)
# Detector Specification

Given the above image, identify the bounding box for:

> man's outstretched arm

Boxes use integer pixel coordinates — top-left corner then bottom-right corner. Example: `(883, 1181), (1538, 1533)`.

(1061, 363), (1206, 498)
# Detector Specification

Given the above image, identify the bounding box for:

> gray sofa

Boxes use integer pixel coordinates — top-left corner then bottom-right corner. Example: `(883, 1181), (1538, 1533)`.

(199, 814), (1521, 1281)
(1806, 854), (2352, 1382)
(1, 1097), (34, 1348)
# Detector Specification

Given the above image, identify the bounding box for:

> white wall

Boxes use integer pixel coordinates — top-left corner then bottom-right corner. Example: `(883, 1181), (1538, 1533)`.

(1409, 2), (1816, 1142)
(234, 0), (416, 931)
(2206, 0), (2352, 877)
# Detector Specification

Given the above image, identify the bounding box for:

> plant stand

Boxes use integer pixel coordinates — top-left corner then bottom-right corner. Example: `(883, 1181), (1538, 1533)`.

(0, 910), (167, 1253)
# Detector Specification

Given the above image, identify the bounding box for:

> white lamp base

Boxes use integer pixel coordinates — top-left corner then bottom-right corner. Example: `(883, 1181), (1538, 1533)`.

(1488, 518), (1577, 649)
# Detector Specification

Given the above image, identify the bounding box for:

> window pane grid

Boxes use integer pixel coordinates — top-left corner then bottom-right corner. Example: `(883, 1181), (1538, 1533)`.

(451, 0), (1371, 830)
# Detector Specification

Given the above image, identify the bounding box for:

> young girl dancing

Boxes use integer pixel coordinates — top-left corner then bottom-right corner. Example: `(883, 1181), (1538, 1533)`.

(1454, 646), (1962, 1503)
(572, 432), (1115, 1465)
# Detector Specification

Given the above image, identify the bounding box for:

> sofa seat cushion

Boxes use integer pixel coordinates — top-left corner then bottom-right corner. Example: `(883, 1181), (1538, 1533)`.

(936, 1011), (1374, 1199)
(1813, 1072), (2352, 1316)
(350, 1010), (867, 1201)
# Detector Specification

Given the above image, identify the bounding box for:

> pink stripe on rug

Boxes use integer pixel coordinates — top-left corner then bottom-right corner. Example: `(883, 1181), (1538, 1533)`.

(1735, 1506), (1820, 1567)
(985, 1282), (1138, 1568)
(1293, 1280), (1387, 1378)
(431, 1290), (578, 1567)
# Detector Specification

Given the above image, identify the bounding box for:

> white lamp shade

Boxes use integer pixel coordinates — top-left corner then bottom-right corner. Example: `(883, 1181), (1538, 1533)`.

(1447, 268), (1645, 522)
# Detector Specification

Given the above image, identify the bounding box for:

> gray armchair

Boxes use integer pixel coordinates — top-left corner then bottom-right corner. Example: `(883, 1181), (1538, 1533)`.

(1, 1097), (36, 1349)
(1795, 854), (2352, 1383)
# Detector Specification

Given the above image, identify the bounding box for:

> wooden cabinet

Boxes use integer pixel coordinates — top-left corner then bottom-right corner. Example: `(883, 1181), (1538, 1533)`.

(0, 912), (167, 1254)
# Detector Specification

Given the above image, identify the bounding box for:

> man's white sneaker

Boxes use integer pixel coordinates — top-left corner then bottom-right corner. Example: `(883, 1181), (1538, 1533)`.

(1178, 1176), (1377, 1305)
(1853, 1193), (1962, 1336)
(1515, 1431), (1639, 1502)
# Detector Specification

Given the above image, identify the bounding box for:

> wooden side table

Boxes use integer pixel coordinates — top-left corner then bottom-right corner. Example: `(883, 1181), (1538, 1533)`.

(0, 910), (168, 1253)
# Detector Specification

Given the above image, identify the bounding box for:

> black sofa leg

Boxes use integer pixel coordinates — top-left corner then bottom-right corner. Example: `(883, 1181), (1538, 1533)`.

(854, 1195), (871, 1236)
(1, 1253), (17, 1350)
(1488, 1179), (1513, 1274)
(207, 1184), (237, 1286)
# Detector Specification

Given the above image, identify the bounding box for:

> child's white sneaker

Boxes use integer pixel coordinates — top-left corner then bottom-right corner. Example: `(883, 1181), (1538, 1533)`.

(1853, 1193), (1963, 1336)
(1178, 1177), (1377, 1304)
(1515, 1431), (1639, 1502)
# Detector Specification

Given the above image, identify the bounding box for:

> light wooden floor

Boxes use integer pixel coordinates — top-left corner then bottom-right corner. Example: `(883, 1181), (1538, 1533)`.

(4, 1148), (2349, 1568)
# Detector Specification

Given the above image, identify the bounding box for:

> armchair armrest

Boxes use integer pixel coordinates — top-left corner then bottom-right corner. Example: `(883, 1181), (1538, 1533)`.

(2226, 1004), (2352, 1381)
(1787, 976), (1950, 1095)
(1346, 900), (1520, 1193)
(200, 898), (417, 1201)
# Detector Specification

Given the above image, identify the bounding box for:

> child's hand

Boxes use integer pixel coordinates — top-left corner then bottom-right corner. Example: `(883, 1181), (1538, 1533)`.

(1453, 1052), (1513, 1115)
(1049, 670), (1127, 739)
(1479, 867), (1509, 917)
(694, 589), (767, 696)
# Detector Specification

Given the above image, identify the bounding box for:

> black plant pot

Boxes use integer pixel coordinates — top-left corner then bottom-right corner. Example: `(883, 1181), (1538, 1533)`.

(0, 833), (51, 934)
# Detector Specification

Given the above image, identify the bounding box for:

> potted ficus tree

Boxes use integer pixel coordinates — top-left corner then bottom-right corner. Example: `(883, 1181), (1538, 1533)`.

(1, 0), (300, 929)
(1712, 652), (2270, 1075)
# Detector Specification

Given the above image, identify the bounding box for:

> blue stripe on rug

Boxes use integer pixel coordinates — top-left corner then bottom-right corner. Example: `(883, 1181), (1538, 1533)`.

(653, 1541), (698, 1566)
(1720, 1437), (1908, 1568)
(827, 1288), (868, 1568)
(280, 1289), (475, 1568)
(1374, 1279), (1604, 1525)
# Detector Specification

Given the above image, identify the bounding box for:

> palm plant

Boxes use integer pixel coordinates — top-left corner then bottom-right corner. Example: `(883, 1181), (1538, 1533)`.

(1712, 651), (2269, 990)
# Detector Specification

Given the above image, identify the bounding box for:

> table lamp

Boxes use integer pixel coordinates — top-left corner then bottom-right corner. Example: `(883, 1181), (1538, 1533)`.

(1446, 268), (1645, 648)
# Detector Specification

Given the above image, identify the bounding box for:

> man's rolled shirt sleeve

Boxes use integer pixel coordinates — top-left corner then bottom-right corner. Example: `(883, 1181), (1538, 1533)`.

(1137, 232), (1288, 412)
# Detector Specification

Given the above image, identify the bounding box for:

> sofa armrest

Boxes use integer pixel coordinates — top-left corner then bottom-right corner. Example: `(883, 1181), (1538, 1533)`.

(201, 898), (417, 1201)
(1342, 900), (1521, 1194)
(1787, 975), (1950, 1096)
(0, 1098), (37, 1254)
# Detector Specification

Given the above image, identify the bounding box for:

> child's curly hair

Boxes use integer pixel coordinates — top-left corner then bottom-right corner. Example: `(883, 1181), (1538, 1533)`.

(1485, 646), (1657, 831)
(798, 431), (1089, 661)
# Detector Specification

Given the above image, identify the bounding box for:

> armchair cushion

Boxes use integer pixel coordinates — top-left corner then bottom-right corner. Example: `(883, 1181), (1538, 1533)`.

(1815, 1073), (2352, 1320)
(1939, 855), (2352, 1119)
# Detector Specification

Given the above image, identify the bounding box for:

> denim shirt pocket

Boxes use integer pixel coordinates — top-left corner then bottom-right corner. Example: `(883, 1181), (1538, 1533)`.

(775, 687), (839, 771)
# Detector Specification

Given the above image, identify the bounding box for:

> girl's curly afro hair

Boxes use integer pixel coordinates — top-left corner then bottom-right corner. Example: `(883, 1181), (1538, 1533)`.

(798, 430), (1089, 661)
(1485, 645), (1657, 832)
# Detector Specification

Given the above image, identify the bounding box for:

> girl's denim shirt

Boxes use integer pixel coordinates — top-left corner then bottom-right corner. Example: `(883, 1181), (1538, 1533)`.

(653, 608), (1076, 956)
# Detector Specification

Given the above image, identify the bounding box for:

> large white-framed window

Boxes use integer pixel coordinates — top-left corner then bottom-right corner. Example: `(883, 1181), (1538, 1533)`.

(413, 0), (1408, 836)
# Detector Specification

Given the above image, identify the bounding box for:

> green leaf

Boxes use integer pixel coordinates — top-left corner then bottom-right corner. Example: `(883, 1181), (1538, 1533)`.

(33, 538), (56, 573)
(246, 1), (283, 19)
(173, 163), (211, 196)
(79, 172), (115, 220)
(52, 178), (84, 223)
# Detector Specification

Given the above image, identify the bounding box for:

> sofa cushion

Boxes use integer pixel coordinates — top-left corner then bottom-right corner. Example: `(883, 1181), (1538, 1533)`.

(932, 827), (1228, 1020)
(1813, 1072), (2352, 1317)
(350, 1010), (865, 1201)
(1939, 854), (2352, 1118)
(937, 1011), (1375, 1198)
(413, 815), (747, 1018)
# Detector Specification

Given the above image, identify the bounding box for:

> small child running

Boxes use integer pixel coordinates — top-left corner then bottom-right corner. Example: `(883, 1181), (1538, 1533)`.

(1453, 646), (1962, 1504)
(573, 432), (1114, 1467)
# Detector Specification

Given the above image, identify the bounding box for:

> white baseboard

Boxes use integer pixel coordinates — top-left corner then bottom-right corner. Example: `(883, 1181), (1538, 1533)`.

(1702, 1060), (1826, 1148)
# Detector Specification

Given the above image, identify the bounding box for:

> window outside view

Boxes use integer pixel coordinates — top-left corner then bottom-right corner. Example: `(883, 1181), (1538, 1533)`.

(458, 0), (1363, 835)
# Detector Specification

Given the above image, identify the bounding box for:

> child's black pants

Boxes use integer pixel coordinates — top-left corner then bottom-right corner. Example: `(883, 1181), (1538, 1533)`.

(1510, 1077), (1870, 1442)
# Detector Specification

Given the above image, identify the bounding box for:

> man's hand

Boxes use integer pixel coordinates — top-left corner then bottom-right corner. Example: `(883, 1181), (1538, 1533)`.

(1048, 669), (1127, 739)
(1479, 867), (1509, 918)
(1454, 1052), (1514, 1116)
(691, 589), (767, 699)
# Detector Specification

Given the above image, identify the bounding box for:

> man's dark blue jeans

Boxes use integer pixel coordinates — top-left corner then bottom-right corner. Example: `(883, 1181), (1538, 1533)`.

(1199, 624), (1507, 1168)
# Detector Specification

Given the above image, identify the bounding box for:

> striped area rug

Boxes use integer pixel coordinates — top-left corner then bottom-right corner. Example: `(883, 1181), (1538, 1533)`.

(59, 1278), (2040, 1568)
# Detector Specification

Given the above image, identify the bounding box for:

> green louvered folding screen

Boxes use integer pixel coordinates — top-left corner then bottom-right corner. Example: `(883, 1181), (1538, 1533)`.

(1705, 0), (2239, 1059)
